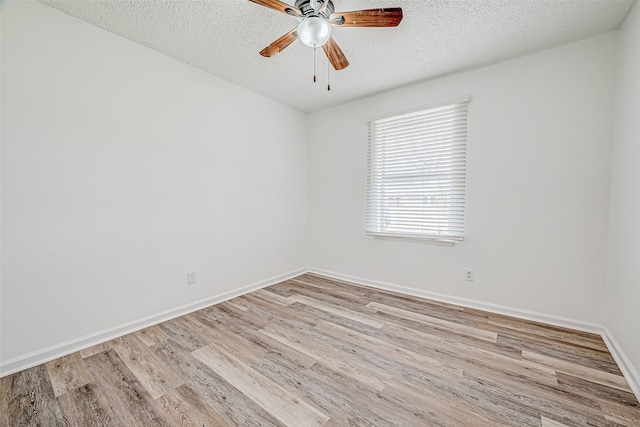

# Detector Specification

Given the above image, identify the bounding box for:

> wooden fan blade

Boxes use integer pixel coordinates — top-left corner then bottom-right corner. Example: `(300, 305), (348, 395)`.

(260, 28), (298, 57)
(330, 7), (403, 27)
(322, 36), (349, 70)
(248, 0), (300, 15)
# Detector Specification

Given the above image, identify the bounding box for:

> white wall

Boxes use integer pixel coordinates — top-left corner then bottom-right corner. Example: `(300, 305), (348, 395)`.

(307, 33), (616, 324)
(606, 2), (640, 379)
(0, 1), (307, 364)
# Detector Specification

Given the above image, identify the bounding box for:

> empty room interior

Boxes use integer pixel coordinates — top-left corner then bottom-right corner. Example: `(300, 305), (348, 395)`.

(2, 0), (640, 425)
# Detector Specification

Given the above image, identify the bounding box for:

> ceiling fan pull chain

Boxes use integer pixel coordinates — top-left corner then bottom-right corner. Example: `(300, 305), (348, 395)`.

(327, 54), (331, 91)
(313, 47), (317, 83)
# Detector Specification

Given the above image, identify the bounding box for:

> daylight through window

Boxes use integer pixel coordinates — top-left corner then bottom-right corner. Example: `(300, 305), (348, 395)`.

(366, 97), (469, 242)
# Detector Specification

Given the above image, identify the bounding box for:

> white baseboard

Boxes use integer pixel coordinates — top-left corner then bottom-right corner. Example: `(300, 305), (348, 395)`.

(306, 267), (640, 401)
(0, 267), (307, 378)
(601, 327), (640, 400)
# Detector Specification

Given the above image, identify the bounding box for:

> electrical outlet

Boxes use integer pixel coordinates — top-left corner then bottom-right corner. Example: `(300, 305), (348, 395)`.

(465, 269), (474, 282)
(187, 271), (197, 285)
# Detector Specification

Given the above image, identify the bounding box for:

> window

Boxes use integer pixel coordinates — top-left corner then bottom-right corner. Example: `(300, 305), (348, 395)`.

(366, 97), (469, 243)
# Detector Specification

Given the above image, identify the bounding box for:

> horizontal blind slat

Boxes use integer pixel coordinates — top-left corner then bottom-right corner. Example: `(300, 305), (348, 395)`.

(373, 129), (467, 146)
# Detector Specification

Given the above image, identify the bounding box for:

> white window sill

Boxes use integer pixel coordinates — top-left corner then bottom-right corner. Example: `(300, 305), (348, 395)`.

(366, 232), (462, 247)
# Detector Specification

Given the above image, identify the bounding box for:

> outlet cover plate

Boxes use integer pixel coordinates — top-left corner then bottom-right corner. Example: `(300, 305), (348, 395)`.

(187, 271), (197, 285)
(465, 269), (474, 282)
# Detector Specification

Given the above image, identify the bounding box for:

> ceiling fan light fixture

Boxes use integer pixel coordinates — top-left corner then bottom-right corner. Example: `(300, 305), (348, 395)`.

(251, 0), (403, 71)
(297, 16), (332, 47)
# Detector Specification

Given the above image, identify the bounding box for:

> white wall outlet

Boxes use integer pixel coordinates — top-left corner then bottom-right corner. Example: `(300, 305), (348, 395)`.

(187, 271), (197, 285)
(465, 269), (475, 282)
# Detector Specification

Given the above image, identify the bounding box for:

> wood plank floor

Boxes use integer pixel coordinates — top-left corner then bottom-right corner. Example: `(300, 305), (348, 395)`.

(1, 273), (639, 426)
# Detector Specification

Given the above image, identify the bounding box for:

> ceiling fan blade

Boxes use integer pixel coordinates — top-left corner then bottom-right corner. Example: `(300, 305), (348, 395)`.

(248, 0), (300, 15)
(330, 7), (403, 27)
(260, 28), (298, 57)
(322, 36), (349, 70)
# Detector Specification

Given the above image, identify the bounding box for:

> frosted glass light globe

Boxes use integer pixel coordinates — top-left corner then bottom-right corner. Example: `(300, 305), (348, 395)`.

(297, 17), (332, 47)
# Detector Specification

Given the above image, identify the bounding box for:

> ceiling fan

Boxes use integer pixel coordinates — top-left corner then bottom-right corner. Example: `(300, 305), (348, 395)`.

(249, 0), (403, 71)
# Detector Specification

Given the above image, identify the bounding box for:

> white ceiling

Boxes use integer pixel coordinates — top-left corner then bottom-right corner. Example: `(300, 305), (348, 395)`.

(37, 0), (635, 113)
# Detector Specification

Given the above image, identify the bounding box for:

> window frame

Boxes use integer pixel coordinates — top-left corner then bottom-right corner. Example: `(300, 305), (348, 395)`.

(366, 96), (470, 245)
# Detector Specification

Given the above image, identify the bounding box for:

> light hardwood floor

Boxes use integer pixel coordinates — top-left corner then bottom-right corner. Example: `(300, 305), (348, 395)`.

(1, 273), (639, 426)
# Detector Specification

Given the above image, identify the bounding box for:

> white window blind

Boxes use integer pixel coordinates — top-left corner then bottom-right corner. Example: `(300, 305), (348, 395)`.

(366, 97), (469, 242)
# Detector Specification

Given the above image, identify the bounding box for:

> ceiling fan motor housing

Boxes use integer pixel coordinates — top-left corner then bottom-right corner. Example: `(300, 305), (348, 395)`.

(295, 0), (335, 18)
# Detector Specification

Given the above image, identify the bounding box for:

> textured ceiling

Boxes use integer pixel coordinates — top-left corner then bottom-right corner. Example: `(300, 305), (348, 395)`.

(37, 0), (635, 113)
